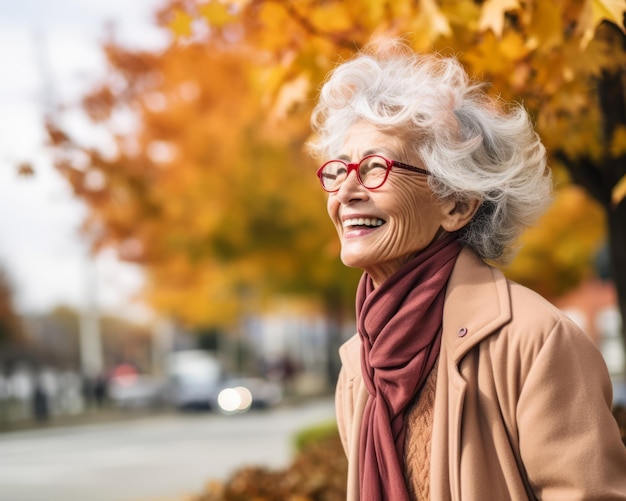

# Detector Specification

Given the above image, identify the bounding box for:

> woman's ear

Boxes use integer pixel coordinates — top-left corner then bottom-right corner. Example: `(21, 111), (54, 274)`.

(441, 198), (481, 232)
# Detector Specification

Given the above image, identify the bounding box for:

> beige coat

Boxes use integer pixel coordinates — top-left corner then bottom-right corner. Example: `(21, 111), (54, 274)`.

(336, 249), (626, 500)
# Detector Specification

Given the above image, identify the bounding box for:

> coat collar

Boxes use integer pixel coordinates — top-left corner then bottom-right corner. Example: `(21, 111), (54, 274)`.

(338, 248), (512, 375)
(442, 248), (512, 364)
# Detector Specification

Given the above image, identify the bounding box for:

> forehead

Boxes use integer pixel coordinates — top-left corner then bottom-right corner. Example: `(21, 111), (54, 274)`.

(338, 121), (404, 159)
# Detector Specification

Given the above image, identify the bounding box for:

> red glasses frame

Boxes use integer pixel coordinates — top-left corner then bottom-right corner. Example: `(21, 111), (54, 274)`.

(316, 154), (431, 193)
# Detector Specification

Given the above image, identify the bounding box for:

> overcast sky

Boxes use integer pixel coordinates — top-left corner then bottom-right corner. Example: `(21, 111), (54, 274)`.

(0, 0), (167, 322)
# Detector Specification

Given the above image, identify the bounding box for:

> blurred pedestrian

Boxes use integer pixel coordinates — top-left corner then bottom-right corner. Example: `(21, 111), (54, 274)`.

(93, 374), (108, 407)
(32, 381), (49, 422)
(309, 38), (626, 500)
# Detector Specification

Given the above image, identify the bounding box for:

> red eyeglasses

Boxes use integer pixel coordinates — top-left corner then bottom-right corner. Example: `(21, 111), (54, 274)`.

(316, 154), (431, 192)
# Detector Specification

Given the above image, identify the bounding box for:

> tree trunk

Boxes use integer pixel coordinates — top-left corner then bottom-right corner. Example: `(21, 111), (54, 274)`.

(597, 23), (626, 371)
(607, 204), (626, 363)
(558, 22), (626, 373)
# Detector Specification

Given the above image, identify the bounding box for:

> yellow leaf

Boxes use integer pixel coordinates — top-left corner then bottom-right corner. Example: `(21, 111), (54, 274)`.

(168, 9), (193, 38)
(440, 0), (481, 29)
(255, 1), (293, 52)
(478, 0), (521, 37)
(421, 0), (452, 37)
(613, 175), (626, 207)
(593, 0), (626, 32)
(611, 125), (626, 157)
(463, 31), (526, 79)
(199, 2), (235, 28)
(270, 73), (310, 121)
(408, 0), (452, 48)
(578, 0), (626, 48)
(310, 3), (353, 32)
(499, 30), (530, 60)
(358, 0), (394, 27)
(390, 0), (416, 22)
(526, 0), (563, 52)
(578, 1), (596, 48)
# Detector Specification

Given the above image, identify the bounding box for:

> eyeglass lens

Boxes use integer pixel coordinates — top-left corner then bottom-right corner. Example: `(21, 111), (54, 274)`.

(320, 155), (389, 191)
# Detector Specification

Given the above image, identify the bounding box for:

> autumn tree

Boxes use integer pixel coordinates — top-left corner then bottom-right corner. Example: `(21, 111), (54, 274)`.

(154, 0), (626, 350)
(47, 39), (360, 330)
(47, 0), (626, 364)
(0, 267), (23, 347)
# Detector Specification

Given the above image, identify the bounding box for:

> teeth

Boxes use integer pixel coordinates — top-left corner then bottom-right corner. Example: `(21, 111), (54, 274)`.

(343, 218), (384, 228)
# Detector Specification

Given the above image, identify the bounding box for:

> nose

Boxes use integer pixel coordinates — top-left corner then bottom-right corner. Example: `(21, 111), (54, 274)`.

(336, 166), (367, 203)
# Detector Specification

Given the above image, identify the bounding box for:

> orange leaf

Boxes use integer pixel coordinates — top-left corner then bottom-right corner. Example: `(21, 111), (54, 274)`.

(17, 162), (35, 177)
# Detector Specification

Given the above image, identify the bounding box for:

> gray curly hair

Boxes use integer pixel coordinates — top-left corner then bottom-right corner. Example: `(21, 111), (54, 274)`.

(308, 39), (552, 264)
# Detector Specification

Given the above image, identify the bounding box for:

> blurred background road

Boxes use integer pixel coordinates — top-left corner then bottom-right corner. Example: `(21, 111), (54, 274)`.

(0, 397), (335, 501)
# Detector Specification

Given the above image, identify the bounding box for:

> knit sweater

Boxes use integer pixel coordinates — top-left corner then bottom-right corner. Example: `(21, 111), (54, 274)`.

(403, 361), (438, 501)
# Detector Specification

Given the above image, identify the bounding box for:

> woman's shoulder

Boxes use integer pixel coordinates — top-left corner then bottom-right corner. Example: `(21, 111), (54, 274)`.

(338, 333), (361, 378)
(448, 250), (597, 360)
(506, 278), (590, 344)
(508, 280), (566, 324)
(487, 278), (605, 378)
(454, 248), (588, 340)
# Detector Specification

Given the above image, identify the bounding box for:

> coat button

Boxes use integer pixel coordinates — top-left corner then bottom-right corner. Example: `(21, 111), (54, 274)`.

(458, 327), (468, 337)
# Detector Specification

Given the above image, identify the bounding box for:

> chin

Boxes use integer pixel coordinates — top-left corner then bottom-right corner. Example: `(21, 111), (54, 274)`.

(340, 252), (371, 270)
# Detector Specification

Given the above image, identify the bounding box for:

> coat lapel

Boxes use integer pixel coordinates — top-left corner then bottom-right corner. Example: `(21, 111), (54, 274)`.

(442, 249), (512, 362)
(431, 249), (512, 501)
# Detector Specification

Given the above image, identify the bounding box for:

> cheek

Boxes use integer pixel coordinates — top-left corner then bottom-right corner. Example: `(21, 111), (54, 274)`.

(327, 197), (340, 230)
(388, 187), (442, 239)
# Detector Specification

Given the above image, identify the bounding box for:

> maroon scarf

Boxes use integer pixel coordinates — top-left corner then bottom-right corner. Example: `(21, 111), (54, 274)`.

(357, 234), (461, 501)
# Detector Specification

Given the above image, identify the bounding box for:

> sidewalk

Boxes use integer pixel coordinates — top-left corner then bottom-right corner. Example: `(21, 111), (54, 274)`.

(0, 391), (327, 435)
(0, 405), (174, 434)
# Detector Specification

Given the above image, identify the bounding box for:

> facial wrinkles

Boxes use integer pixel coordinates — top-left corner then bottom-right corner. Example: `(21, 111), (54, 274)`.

(371, 175), (437, 269)
(328, 120), (446, 285)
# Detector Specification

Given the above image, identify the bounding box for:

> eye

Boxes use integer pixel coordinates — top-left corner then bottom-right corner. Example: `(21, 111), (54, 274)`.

(319, 161), (348, 190)
(322, 162), (346, 178)
(359, 157), (388, 177)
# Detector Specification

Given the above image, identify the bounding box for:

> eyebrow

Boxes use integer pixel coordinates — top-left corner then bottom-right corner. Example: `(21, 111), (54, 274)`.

(337, 149), (389, 162)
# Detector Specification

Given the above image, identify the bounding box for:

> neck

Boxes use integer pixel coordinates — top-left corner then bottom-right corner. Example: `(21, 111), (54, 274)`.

(365, 230), (454, 288)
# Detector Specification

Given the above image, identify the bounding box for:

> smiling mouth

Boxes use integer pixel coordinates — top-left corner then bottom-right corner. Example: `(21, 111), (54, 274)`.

(342, 217), (386, 229)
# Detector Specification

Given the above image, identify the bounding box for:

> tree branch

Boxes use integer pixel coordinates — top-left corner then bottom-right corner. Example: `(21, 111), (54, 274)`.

(266, 0), (363, 50)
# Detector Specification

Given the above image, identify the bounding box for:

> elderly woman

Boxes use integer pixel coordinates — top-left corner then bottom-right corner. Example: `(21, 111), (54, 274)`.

(309, 40), (626, 501)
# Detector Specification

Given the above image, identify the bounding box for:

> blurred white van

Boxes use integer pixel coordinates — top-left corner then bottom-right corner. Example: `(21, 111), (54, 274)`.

(165, 350), (222, 410)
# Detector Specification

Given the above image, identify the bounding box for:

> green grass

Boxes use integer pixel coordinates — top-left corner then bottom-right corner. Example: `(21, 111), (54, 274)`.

(293, 419), (339, 451)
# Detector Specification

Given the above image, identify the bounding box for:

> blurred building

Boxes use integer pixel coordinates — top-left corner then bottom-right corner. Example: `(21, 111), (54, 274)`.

(0, 307), (161, 425)
(552, 278), (625, 378)
(243, 298), (334, 396)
